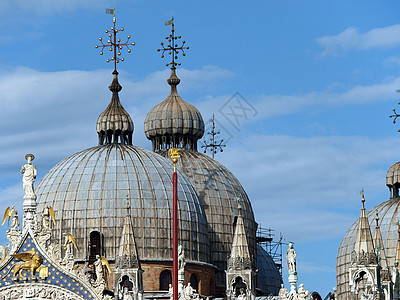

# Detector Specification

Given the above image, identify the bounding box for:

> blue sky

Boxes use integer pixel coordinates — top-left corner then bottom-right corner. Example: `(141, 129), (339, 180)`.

(1, 0), (400, 296)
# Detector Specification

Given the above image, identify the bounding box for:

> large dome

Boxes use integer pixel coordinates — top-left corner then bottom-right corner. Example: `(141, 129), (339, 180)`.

(160, 149), (257, 288)
(337, 197), (400, 299)
(36, 144), (210, 263)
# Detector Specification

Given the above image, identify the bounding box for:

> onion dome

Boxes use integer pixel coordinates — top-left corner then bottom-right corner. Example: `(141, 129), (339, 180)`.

(35, 144), (210, 263)
(144, 68), (204, 152)
(97, 70), (134, 145)
(256, 245), (282, 296)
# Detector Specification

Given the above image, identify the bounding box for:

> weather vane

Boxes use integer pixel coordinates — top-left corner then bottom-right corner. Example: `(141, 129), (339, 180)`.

(201, 114), (226, 159)
(157, 17), (189, 68)
(95, 8), (135, 71)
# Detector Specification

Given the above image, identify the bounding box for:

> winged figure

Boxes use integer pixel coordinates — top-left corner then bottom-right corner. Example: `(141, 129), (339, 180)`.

(64, 232), (79, 253)
(2, 206), (19, 230)
(2, 250), (43, 280)
(101, 256), (112, 274)
(42, 206), (56, 229)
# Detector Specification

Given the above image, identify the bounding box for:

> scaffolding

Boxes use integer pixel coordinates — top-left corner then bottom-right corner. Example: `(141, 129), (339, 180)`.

(256, 225), (285, 277)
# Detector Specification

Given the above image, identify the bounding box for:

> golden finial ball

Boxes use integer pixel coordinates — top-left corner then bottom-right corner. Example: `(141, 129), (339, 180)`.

(121, 58), (124, 61)
(100, 52), (103, 55)
(109, 48), (112, 51)
(95, 45), (98, 48)
(118, 39), (121, 42)
(99, 37), (102, 41)
(132, 42), (135, 46)
(121, 28), (124, 31)
(111, 27), (114, 30)
(172, 157), (178, 164)
(128, 49), (131, 53)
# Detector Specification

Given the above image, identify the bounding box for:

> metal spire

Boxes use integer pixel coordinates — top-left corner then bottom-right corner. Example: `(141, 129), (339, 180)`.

(95, 8), (135, 72)
(201, 114), (226, 159)
(157, 17), (189, 69)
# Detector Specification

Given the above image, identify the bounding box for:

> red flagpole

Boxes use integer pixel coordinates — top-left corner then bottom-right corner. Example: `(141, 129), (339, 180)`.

(173, 171), (178, 300)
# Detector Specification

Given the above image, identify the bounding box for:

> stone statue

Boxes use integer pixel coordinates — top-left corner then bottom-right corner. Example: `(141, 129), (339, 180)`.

(278, 284), (289, 300)
(121, 287), (133, 300)
(21, 154), (37, 198)
(184, 283), (196, 299)
(286, 242), (297, 274)
(94, 255), (105, 285)
(237, 288), (247, 300)
(178, 244), (186, 271)
(297, 284), (308, 300)
(2, 206), (19, 231)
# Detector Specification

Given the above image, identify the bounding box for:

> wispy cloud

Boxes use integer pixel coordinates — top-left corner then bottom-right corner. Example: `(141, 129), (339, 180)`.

(316, 25), (400, 55)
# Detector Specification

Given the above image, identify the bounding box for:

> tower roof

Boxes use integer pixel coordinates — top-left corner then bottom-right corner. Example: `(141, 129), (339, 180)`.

(116, 214), (140, 268)
(354, 195), (375, 257)
(228, 205), (252, 270)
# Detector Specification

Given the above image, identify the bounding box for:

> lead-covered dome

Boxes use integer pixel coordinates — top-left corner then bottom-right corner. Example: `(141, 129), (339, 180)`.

(36, 144), (210, 263)
(256, 245), (282, 296)
(144, 69), (204, 152)
(160, 149), (257, 288)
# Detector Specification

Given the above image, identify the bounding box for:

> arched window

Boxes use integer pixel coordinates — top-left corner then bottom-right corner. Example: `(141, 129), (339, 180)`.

(159, 270), (172, 291)
(89, 231), (104, 264)
(190, 274), (198, 291)
(233, 276), (247, 297)
(119, 275), (134, 291)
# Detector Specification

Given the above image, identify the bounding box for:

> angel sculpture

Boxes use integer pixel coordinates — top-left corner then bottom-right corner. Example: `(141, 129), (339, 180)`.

(2, 206), (19, 231)
(94, 255), (111, 285)
(63, 233), (79, 256)
(41, 206), (56, 230)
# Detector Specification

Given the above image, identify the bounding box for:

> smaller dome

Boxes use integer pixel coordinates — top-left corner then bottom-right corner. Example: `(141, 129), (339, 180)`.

(97, 70), (134, 145)
(386, 162), (400, 187)
(144, 68), (204, 152)
(256, 245), (282, 296)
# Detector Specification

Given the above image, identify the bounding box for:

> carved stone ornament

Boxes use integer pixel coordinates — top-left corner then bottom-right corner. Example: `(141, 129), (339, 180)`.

(0, 284), (87, 300)
(351, 250), (378, 265)
(227, 256), (252, 270)
(115, 254), (138, 269)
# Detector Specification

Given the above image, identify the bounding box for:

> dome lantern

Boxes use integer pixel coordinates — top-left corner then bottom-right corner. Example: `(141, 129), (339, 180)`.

(96, 70), (134, 145)
(144, 20), (204, 152)
(95, 10), (135, 146)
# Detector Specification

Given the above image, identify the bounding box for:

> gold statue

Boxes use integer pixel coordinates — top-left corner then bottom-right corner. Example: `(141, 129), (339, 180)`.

(2, 250), (43, 280)
(2, 206), (19, 230)
(64, 233), (79, 252)
(168, 148), (183, 171)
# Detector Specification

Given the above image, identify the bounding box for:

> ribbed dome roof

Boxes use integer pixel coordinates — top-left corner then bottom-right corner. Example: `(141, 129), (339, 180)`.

(160, 149), (257, 288)
(144, 69), (204, 152)
(36, 144), (210, 263)
(96, 71), (134, 145)
(256, 245), (282, 296)
(386, 161), (400, 187)
(336, 197), (400, 299)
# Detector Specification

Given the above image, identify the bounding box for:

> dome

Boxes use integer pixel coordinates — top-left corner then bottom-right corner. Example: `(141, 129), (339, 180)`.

(35, 144), (210, 263)
(336, 197), (400, 299)
(144, 69), (204, 152)
(256, 245), (282, 296)
(160, 149), (257, 288)
(96, 71), (134, 145)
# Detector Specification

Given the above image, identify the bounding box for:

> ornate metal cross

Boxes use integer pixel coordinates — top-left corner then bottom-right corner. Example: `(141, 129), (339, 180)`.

(95, 8), (135, 71)
(157, 17), (189, 68)
(201, 114), (226, 159)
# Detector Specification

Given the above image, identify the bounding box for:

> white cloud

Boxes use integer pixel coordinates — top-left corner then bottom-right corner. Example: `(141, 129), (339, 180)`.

(217, 134), (400, 242)
(316, 25), (400, 55)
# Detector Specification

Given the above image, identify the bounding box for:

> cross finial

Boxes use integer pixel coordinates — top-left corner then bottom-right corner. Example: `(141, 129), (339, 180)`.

(201, 114), (226, 159)
(359, 188), (365, 208)
(95, 8), (135, 72)
(157, 17), (189, 69)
